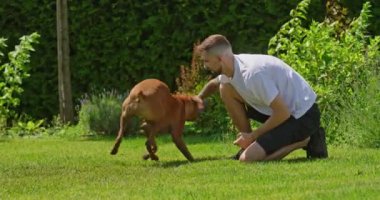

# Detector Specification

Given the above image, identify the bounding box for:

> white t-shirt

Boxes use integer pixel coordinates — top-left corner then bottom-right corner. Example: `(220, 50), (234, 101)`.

(218, 54), (316, 119)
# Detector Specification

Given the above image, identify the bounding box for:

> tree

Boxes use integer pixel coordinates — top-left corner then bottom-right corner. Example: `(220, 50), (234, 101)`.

(56, 0), (74, 123)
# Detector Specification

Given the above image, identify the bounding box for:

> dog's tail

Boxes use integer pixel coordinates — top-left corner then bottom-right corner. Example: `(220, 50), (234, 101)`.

(110, 106), (133, 155)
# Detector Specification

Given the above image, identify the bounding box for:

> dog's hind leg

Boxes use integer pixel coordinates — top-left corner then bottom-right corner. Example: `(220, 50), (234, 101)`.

(142, 122), (159, 161)
(110, 106), (132, 155)
(145, 138), (158, 161)
(141, 121), (152, 160)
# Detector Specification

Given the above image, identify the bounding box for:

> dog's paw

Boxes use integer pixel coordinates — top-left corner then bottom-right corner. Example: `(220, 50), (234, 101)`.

(142, 154), (150, 160)
(110, 148), (118, 155)
(151, 155), (159, 161)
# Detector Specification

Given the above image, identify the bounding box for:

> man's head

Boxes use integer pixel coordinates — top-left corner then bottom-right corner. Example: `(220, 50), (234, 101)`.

(197, 34), (233, 74)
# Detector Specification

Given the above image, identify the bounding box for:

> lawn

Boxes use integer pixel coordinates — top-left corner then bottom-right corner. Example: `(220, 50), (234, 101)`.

(0, 135), (379, 199)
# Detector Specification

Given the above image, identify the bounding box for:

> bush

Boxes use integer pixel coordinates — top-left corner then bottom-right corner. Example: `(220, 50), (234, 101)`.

(268, 0), (380, 145)
(1, 1), (327, 120)
(77, 91), (121, 135)
(335, 75), (380, 148)
(77, 90), (140, 136)
(0, 32), (40, 124)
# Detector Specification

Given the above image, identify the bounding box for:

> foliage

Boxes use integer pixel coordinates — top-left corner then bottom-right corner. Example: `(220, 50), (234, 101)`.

(268, 0), (310, 56)
(268, 1), (380, 144)
(324, 0), (351, 37)
(0, 0), (329, 120)
(9, 119), (45, 137)
(175, 43), (209, 94)
(0, 32), (40, 121)
(77, 91), (122, 135)
(176, 45), (235, 136)
(367, 36), (380, 73)
(0, 38), (6, 58)
(0, 113), (46, 138)
(76, 90), (140, 136)
(40, 115), (80, 138)
(334, 76), (380, 148)
(340, 0), (380, 36)
(184, 95), (235, 137)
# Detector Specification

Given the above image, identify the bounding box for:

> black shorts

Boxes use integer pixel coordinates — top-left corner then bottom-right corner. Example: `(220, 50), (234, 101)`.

(246, 104), (321, 155)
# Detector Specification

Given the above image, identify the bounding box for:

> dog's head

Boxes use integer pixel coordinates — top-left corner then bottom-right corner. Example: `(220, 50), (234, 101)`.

(174, 95), (205, 121)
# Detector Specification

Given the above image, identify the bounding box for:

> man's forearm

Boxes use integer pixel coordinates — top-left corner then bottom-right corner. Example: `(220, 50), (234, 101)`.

(254, 95), (291, 138)
(198, 78), (220, 99)
(254, 111), (290, 137)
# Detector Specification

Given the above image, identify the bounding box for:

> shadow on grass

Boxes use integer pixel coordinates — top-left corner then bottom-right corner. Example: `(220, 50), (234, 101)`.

(265, 157), (327, 164)
(76, 134), (233, 147)
(152, 155), (229, 168)
(112, 155), (326, 169)
(154, 155), (330, 168)
(283, 157), (314, 163)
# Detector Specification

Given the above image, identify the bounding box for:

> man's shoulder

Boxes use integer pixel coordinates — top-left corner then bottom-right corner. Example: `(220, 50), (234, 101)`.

(236, 54), (289, 70)
(235, 53), (278, 60)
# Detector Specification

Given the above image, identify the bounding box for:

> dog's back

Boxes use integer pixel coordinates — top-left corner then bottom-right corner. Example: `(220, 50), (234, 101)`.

(125, 79), (173, 122)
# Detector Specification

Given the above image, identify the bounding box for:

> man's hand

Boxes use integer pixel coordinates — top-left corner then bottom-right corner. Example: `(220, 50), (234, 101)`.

(233, 132), (257, 149)
(192, 95), (205, 111)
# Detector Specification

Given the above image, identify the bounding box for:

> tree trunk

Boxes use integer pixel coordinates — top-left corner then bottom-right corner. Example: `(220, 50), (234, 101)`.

(56, 0), (74, 123)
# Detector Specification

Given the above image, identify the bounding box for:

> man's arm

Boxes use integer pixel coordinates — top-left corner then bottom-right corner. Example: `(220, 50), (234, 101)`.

(234, 94), (291, 149)
(254, 94), (291, 137)
(197, 77), (220, 99)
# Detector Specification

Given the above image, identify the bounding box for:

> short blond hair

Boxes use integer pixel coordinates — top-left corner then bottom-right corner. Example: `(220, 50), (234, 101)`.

(196, 34), (232, 55)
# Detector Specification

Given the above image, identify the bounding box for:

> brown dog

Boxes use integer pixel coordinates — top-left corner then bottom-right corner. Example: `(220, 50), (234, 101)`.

(110, 79), (203, 161)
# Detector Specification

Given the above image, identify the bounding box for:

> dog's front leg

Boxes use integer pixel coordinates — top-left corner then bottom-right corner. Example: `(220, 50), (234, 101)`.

(171, 122), (194, 161)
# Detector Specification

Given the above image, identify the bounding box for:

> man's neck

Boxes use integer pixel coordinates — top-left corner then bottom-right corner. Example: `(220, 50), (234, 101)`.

(222, 54), (234, 78)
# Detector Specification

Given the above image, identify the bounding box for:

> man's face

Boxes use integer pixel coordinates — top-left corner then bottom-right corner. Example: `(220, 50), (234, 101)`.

(201, 52), (222, 74)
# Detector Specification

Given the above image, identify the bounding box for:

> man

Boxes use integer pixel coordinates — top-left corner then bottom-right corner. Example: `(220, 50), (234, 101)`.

(195, 34), (328, 162)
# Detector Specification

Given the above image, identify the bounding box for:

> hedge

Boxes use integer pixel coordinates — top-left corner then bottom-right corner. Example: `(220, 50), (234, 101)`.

(1, 0), (378, 120)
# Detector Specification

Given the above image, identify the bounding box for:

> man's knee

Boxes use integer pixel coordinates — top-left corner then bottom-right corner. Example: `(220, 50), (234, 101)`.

(239, 152), (265, 163)
(219, 83), (243, 102)
(238, 142), (267, 162)
(239, 153), (258, 162)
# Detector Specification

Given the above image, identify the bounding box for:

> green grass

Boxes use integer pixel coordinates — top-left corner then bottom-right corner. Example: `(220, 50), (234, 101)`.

(0, 135), (379, 200)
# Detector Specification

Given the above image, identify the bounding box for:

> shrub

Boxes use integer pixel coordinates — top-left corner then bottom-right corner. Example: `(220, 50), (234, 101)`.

(10, 118), (45, 137)
(0, 32), (40, 124)
(77, 90), (140, 136)
(334, 73), (380, 148)
(268, 1), (380, 145)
